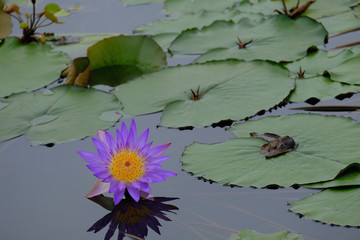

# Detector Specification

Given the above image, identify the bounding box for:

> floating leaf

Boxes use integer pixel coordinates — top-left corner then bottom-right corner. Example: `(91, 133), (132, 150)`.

(326, 55), (360, 85)
(164, 0), (239, 14)
(169, 15), (327, 62)
(86, 35), (166, 87)
(114, 60), (294, 128)
(50, 34), (115, 58)
(0, 37), (70, 98)
(181, 114), (360, 187)
(285, 49), (356, 77)
(290, 187), (360, 226)
(318, 5), (360, 36)
(121, 0), (163, 5)
(228, 229), (304, 240)
(134, 10), (263, 50)
(289, 76), (360, 102)
(0, 85), (122, 145)
(0, 0), (13, 39)
(303, 163), (360, 188)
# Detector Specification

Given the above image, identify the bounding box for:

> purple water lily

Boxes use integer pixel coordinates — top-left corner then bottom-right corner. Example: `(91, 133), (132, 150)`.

(78, 119), (177, 204)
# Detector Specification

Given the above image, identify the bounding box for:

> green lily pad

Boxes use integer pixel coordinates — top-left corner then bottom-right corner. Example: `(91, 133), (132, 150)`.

(303, 163), (360, 188)
(50, 34), (115, 58)
(228, 229), (304, 240)
(278, 0), (360, 19)
(164, 0), (240, 14)
(233, 0), (282, 16)
(134, 10), (263, 51)
(290, 187), (360, 226)
(326, 55), (360, 85)
(181, 114), (360, 187)
(121, 0), (163, 5)
(0, 37), (70, 98)
(0, 0), (12, 39)
(289, 76), (360, 102)
(114, 60), (294, 128)
(285, 49), (356, 77)
(86, 35), (166, 87)
(0, 85), (122, 145)
(318, 5), (360, 36)
(169, 15), (327, 62)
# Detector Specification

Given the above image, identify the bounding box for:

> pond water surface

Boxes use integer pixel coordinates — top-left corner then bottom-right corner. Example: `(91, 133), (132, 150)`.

(1, 0), (360, 239)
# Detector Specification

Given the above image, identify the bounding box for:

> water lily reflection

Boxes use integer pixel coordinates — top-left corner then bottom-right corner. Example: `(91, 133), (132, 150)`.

(88, 194), (179, 240)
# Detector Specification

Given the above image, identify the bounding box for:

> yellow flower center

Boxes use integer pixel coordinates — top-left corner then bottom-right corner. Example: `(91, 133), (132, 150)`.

(109, 148), (145, 183)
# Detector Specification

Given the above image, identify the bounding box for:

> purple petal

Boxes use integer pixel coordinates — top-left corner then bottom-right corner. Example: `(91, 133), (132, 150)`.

(97, 149), (111, 163)
(118, 181), (127, 191)
(127, 185), (140, 202)
(148, 155), (170, 164)
(137, 128), (149, 149)
(87, 164), (107, 172)
(114, 188), (125, 205)
(139, 182), (151, 194)
(105, 131), (117, 154)
(140, 142), (152, 155)
(120, 122), (129, 140)
(109, 182), (118, 194)
(148, 143), (171, 158)
(92, 138), (109, 153)
(94, 170), (111, 179)
(86, 179), (110, 198)
(129, 119), (137, 139)
(143, 174), (165, 183)
(126, 128), (136, 149)
(77, 151), (102, 164)
(146, 163), (162, 171)
(153, 168), (177, 178)
(116, 129), (125, 149)
(97, 130), (107, 146)
(130, 180), (140, 189)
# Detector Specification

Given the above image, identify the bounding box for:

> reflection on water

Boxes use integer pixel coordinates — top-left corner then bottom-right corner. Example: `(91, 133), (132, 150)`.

(88, 194), (179, 240)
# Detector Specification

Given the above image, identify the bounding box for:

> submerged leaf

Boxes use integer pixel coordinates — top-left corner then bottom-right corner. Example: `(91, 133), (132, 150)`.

(181, 114), (360, 187)
(114, 60), (294, 128)
(0, 85), (122, 145)
(228, 229), (304, 240)
(0, 37), (70, 97)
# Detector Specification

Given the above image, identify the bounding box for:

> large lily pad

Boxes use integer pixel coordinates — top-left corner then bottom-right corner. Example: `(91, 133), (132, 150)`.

(0, 85), (122, 145)
(228, 229), (304, 240)
(289, 76), (360, 102)
(86, 35), (166, 87)
(181, 114), (360, 187)
(0, 37), (70, 98)
(169, 15), (327, 62)
(290, 187), (360, 226)
(114, 60), (294, 128)
(164, 0), (240, 14)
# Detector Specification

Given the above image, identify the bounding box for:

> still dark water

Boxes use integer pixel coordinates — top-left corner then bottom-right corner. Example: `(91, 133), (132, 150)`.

(1, 0), (360, 239)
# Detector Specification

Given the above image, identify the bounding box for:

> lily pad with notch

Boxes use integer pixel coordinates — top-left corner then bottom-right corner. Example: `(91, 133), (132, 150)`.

(181, 114), (360, 187)
(0, 37), (70, 98)
(169, 15), (327, 63)
(164, 0), (240, 14)
(0, 85), (122, 145)
(113, 60), (294, 128)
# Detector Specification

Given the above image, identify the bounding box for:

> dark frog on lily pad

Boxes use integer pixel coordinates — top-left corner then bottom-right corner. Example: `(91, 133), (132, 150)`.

(250, 132), (298, 158)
